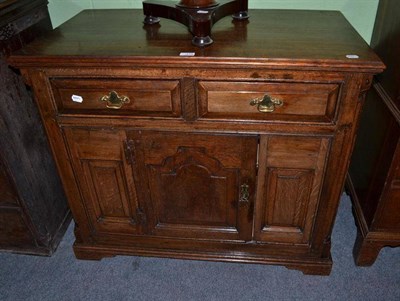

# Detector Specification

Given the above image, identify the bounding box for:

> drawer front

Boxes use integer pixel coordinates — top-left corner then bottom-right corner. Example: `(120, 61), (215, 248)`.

(51, 79), (182, 117)
(198, 81), (340, 123)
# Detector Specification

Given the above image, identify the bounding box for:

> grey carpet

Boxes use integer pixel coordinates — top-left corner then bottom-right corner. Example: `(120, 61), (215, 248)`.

(1, 194), (399, 301)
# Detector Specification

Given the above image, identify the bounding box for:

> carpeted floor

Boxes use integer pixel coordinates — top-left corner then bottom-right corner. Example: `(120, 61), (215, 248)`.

(1, 194), (399, 301)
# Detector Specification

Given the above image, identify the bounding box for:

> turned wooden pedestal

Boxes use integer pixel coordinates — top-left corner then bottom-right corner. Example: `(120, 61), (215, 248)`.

(142, 0), (249, 46)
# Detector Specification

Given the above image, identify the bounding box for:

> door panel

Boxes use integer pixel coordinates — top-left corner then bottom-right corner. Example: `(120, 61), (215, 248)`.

(254, 135), (330, 245)
(129, 131), (258, 241)
(64, 128), (141, 235)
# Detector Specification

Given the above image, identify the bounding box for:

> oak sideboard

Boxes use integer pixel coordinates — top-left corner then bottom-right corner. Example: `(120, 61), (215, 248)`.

(9, 9), (384, 274)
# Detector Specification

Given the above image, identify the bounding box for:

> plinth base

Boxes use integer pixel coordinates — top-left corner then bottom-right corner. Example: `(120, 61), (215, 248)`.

(142, 0), (249, 47)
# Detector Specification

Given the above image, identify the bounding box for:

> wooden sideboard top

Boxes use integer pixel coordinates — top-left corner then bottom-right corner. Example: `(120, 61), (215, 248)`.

(9, 9), (384, 72)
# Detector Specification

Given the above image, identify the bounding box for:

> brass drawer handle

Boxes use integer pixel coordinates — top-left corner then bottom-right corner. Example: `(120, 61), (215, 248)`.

(250, 94), (283, 113)
(99, 91), (130, 109)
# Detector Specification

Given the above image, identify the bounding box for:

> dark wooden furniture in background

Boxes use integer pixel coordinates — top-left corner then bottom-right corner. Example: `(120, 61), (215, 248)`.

(9, 9), (383, 274)
(347, 0), (400, 266)
(0, 0), (70, 255)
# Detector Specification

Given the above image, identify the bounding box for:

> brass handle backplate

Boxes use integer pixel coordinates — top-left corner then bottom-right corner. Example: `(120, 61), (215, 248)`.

(100, 91), (130, 109)
(239, 183), (250, 204)
(250, 94), (283, 113)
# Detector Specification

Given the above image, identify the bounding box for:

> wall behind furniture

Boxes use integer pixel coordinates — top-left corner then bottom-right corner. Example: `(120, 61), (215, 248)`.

(48, 0), (379, 43)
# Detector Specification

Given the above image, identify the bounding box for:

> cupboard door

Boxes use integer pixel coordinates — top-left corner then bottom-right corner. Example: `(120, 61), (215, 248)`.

(128, 131), (258, 241)
(254, 135), (330, 245)
(64, 128), (141, 235)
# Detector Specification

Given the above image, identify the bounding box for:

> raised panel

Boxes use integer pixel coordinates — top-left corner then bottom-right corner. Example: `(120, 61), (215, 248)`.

(266, 168), (314, 230)
(82, 160), (135, 223)
(198, 81), (340, 123)
(149, 147), (238, 230)
(64, 128), (140, 235)
(254, 135), (330, 245)
(51, 78), (182, 117)
(129, 131), (257, 241)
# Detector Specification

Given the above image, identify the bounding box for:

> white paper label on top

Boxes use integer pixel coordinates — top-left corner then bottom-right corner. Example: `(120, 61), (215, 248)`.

(346, 54), (360, 59)
(179, 52), (196, 57)
(72, 94), (83, 103)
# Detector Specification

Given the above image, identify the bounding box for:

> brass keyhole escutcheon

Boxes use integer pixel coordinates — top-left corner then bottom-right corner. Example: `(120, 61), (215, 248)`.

(100, 91), (131, 109)
(239, 183), (250, 204)
(250, 94), (283, 113)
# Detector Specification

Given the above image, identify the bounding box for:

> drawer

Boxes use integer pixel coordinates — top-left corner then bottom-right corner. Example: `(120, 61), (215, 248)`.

(198, 81), (340, 123)
(51, 78), (182, 117)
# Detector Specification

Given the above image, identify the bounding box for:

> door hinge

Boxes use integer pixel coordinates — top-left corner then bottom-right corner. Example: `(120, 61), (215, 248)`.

(123, 139), (135, 165)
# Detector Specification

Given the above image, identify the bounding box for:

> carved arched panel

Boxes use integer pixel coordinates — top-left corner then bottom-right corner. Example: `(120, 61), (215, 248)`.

(129, 131), (258, 241)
